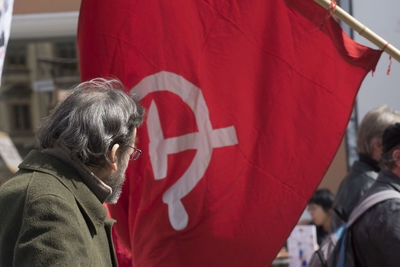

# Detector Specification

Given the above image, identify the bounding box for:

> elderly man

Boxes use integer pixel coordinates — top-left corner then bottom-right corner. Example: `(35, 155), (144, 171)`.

(351, 123), (400, 266)
(0, 78), (144, 266)
(331, 105), (400, 231)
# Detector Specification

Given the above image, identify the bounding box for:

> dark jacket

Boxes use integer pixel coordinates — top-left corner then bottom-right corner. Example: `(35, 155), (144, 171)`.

(331, 155), (379, 231)
(350, 169), (400, 267)
(0, 150), (118, 267)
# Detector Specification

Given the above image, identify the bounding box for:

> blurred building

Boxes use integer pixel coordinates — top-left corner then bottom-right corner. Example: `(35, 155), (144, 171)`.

(0, 0), (80, 182)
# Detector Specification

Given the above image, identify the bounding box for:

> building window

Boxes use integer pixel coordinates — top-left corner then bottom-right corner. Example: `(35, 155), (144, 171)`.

(53, 41), (78, 77)
(4, 43), (27, 72)
(54, 41), (76, 59)
(11, 103), (31, 132)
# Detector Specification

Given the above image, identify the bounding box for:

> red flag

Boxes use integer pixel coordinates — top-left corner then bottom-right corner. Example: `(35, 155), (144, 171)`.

(78, 0), (381, 266)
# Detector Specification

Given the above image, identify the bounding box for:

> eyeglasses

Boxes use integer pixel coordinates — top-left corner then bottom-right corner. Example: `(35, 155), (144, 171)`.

(127, 145), (142, 161)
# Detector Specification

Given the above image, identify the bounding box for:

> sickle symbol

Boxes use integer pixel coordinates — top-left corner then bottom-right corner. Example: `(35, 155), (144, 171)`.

(133, 71), (238, 230)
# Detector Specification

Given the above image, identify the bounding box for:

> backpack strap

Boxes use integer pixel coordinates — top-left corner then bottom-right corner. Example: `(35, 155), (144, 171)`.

(347, 190), (400, 227)
(335, 190), (400, 267)
(315, 249), (328, 267)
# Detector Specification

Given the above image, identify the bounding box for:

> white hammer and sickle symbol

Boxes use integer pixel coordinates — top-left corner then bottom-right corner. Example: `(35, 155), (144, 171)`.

(132, 71), (238, 230)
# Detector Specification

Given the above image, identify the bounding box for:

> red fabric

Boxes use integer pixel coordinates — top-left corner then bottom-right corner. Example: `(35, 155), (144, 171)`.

(78, 0), (381, 266)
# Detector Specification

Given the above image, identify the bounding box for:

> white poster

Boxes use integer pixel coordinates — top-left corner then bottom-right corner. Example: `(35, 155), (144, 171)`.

(0, 131), (22, 172)
(0, 0), (14, 84)
(287, 225), (318, 267)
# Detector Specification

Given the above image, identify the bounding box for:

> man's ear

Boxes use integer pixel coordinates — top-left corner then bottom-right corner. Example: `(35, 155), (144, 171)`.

(393, 149), (400, 167)
(109, 144), (120, 171)
(373, 139), (382, 150)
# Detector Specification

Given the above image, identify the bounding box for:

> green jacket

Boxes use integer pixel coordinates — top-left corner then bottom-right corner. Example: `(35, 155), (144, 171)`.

(0, 150), (118, 267)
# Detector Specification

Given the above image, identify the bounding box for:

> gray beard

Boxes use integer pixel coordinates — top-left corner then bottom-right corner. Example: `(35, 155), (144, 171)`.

(104, 165), (127, 204)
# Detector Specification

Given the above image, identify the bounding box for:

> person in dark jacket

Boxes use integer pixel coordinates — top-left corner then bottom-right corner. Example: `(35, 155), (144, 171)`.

(351, 122), (400, 267)
(308, 189), (335, 245)
(0, 78), (144, 266)
(331, 105), (400, 231)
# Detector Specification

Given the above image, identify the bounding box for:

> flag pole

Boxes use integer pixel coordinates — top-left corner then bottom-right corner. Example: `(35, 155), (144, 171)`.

(314, 0), (400, 63)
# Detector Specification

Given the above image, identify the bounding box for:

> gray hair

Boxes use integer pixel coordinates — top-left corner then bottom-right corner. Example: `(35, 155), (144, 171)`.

(37, 78), (144, 167)
(357, 105), (400, 156)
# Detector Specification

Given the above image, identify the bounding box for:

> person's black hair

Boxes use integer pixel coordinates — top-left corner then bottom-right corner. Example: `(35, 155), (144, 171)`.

(309, 189), (334, 212)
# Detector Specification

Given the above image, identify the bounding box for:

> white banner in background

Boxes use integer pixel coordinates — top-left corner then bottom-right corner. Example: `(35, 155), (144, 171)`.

(287, 225), (318, 267)
(0, 0), (14, 84)
(0, 131), (22, 173)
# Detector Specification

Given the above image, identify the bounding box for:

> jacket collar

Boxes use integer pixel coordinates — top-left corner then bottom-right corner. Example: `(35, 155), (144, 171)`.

(377, 169), (400, 192)
(358, 154), (380, 172)
(18, 150), (114, 234)
(42, 146), (113, 203)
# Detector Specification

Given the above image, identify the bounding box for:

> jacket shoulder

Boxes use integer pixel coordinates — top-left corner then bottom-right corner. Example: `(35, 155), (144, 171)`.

(0, 169), (74, 204)
(28, 170), (74, 201)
